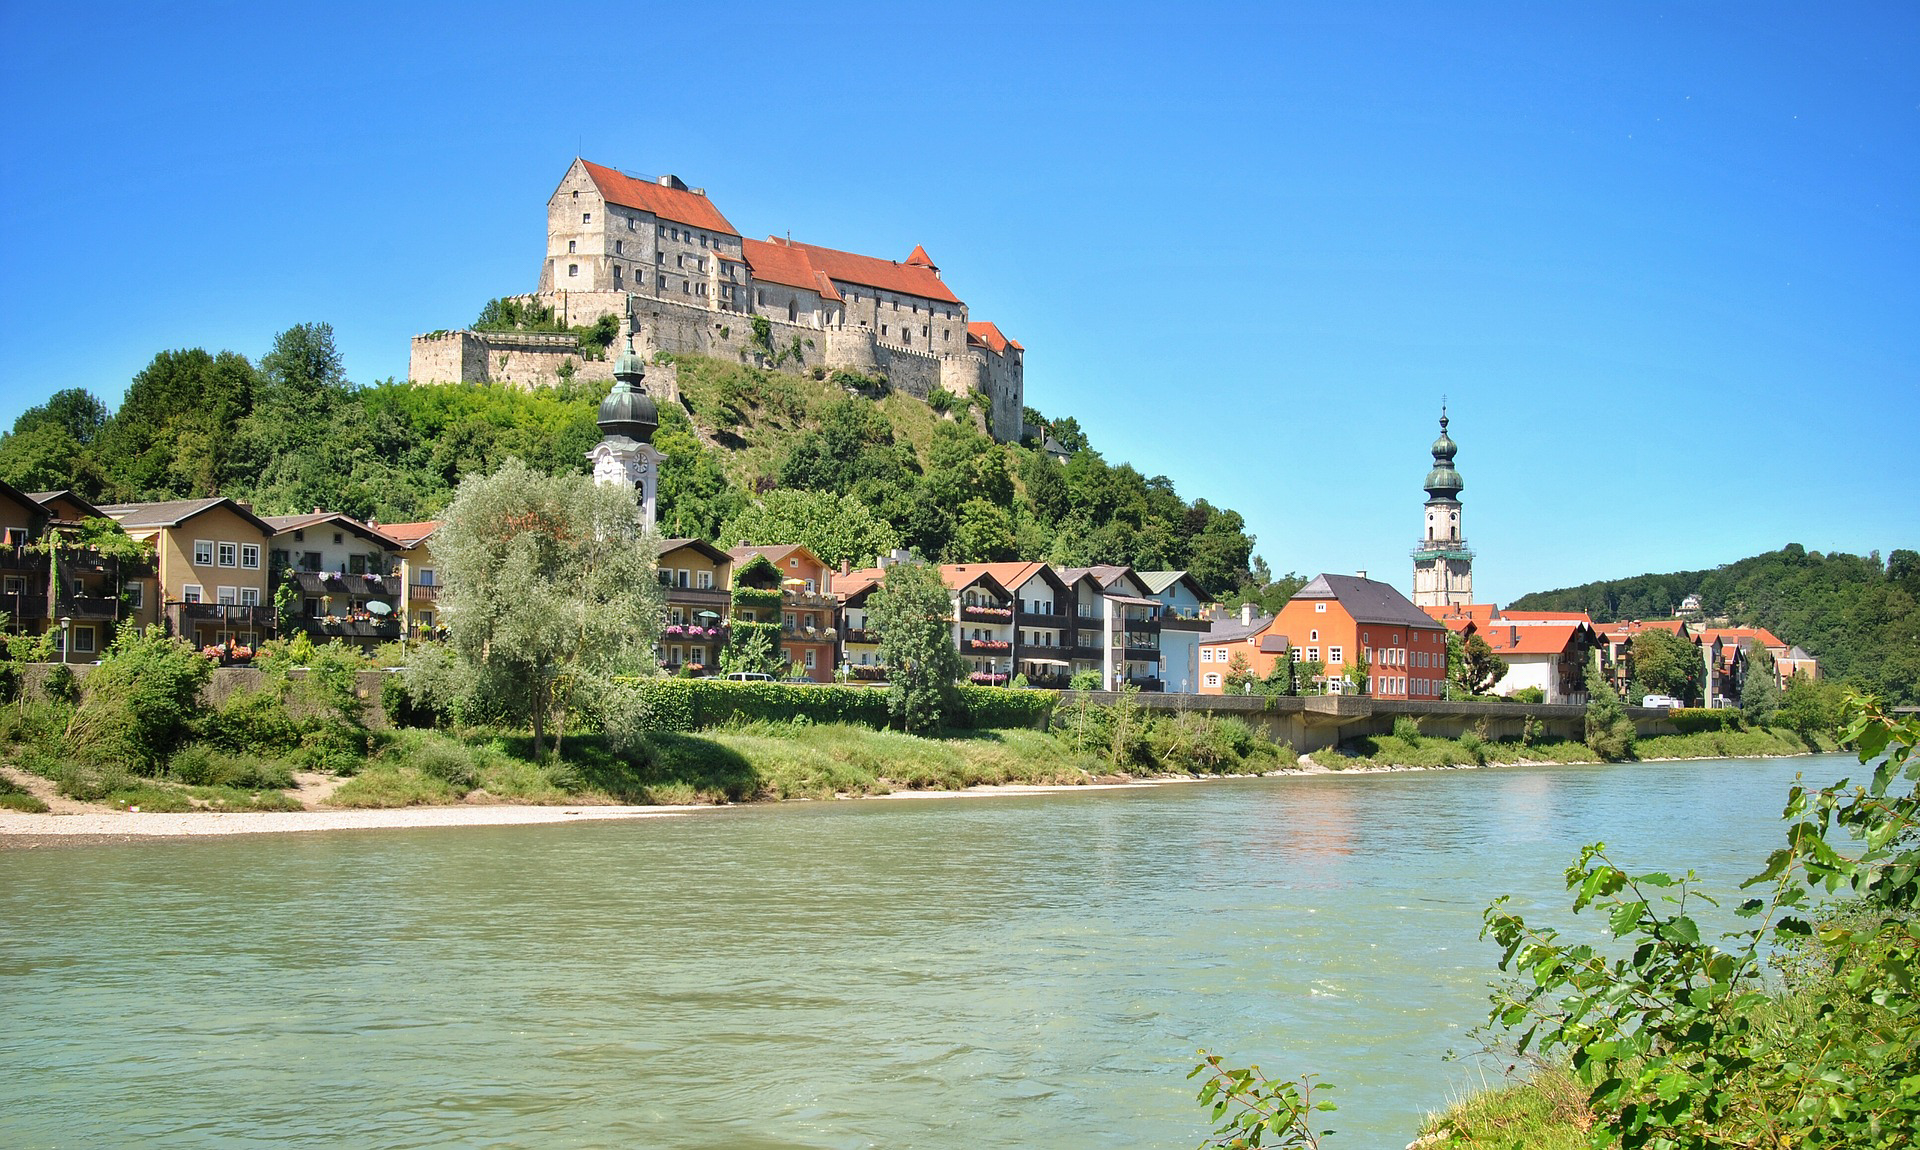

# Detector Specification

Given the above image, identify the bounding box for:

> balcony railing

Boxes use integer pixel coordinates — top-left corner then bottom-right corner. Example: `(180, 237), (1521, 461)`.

(1160, 615), (1212, 631)
(663, 585), (731, 607)
(784, 589), (838, 610)
(962, 637), (1012, 653)
(284, 571), (402, 598)
(55, 595), (120, 622)
(167, 603), (276, 630)
(1015, 606), (1064, 622)
(1, 591), (50, 623)
(409, 583), (441, 602)
(782, 624), (837, 641)
(843, 627), (877, 645)
(1411, 538), (1474, 558)
(296, 617), (400, 640)
(959, 603), (1013, 623)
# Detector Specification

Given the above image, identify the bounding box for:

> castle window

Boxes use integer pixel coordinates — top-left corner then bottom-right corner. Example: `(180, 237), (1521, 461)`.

(700, 235), (708, 248)
(613, 266), (623, 283)
(569, 264), (579, 277)
(658, 275), (667, 289)
(568, 240), (576, 253)
(615, 240), (623, 254)
(682, 280), (690, 294)
(572, 190), (578, 200)
(628, 218), (635, 231)
(943, 329), (949, 341)
(582, 213), (591, 224)
(658, 224), (666, 236)
(657, 253), (665, 265)
(902, 330), (910, 345)
(880, 324), (888, 336)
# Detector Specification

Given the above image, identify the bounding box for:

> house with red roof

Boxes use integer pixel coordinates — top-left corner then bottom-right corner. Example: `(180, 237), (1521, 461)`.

(1200, 574), (1448, 698)
(410, 158), (1027, 441)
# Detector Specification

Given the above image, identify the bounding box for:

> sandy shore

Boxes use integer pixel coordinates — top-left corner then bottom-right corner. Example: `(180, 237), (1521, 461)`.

(1, 749), (1828, 848)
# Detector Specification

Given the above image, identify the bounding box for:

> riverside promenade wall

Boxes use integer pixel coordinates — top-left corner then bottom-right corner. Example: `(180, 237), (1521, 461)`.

(1060, 692), (1677, 754)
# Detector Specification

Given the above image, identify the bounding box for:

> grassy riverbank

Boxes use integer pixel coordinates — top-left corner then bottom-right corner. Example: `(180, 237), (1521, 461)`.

(1320, 723), (1834, 770)
(1415, 1067), (1589, 1148)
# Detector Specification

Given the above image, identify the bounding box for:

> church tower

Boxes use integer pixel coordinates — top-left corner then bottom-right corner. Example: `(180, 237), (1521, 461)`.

(1411, 406), (1474, 608)
(586, 299), (664, 530)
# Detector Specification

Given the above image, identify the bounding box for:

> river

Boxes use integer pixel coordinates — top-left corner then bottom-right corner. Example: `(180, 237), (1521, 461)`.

(0, 753), (1851, 1148)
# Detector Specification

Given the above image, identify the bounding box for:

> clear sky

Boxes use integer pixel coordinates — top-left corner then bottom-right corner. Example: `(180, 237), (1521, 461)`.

(1, 2), (1913, 604)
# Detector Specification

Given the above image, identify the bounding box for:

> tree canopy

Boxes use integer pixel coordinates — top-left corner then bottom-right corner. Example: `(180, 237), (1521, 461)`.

(866, 561), (965, 733)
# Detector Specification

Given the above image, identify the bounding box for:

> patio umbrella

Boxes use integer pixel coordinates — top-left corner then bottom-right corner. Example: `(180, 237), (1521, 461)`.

(695, 610), (720, 619)
(366, 601), (392, 615)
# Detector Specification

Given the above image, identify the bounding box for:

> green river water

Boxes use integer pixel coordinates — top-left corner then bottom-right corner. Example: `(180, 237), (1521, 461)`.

(1, 754), (1848, 1148)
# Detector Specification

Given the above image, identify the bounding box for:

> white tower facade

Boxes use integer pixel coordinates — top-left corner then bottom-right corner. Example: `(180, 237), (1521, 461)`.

(588, 300), (663, 531)
(1411, 408), (1474, 608)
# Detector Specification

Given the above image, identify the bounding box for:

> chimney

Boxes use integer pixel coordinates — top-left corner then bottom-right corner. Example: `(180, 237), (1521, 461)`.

(1356, 569), (1368, 580)
(1240, 603), (1254, 626)
(314, 506), (324, 515)
(840, 559), (850, 577)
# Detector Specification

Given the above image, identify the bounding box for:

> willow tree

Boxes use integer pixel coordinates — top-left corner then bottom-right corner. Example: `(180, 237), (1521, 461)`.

(432, 458), (662, 759)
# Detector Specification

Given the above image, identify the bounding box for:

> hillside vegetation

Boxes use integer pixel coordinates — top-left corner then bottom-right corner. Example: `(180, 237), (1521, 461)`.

(1511, 545), (1920, 703)
(0, 322), (1262, 596)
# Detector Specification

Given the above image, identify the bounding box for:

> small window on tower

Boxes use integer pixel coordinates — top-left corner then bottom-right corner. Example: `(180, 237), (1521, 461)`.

(582, 212), (591, 224)
(569, 264), (579, 277)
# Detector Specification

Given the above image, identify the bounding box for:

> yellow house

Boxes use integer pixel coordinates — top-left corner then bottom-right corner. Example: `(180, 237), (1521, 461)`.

(657, 538), (732, 671)
(98, 498), (276, 649)
(376, 521), (444, 640)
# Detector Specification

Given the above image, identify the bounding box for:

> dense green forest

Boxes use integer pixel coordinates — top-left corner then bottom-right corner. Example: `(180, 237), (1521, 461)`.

(1512, 546), (1920, 702)
(0, 322), (1267, 597)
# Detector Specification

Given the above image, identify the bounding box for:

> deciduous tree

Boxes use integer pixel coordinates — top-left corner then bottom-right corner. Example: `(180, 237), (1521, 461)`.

(867, 560), (963, 733)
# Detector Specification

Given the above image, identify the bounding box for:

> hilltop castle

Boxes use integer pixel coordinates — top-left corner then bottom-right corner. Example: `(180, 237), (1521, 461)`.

(410, 159), (1026, 441)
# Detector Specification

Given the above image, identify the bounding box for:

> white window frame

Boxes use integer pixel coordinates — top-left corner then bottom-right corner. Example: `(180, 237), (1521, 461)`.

(1306, 647), (1319, 662)
(217, 586), (238, 605)
(1204, 673), (1221, 688)
(240, 543), (260, 569)
(73, 625), (96, 654)
(123, 581), (144, 608)
(217, 542), (238, 568)
(1315, 602), (1327, 613)
(182, 584), (204, 604)
(239, 588), (260, 606)
(193, 540), (214, 566)
(803, 650), (816, 670)
(1329, 646), (1343, 664)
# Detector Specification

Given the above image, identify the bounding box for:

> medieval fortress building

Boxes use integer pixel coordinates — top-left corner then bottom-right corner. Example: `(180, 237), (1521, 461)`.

(410, 159), (1026, 441)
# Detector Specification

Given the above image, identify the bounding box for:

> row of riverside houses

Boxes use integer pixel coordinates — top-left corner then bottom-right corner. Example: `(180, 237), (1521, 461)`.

(0, 481), (445, 658)
(1421, 602), (1819, 707)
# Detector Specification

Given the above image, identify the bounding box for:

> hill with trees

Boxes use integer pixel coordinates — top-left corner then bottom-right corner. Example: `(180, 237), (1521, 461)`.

(0, 321), (1265, 598)
(1511, 545), (1920, 702)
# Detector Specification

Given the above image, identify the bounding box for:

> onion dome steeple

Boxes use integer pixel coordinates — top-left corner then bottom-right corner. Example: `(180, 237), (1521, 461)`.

(1423, 405), (1463, 502)
(598, 310), (658, 444)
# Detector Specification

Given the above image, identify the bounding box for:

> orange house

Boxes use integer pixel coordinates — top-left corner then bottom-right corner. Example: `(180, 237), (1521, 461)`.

(1199, 574), (1449, 698)
(726, 543), (838, 682)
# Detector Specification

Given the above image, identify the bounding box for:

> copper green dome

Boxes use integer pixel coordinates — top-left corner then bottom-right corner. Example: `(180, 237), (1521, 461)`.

(598, 332), (657, 443)
(1424, 409), (1463, 500)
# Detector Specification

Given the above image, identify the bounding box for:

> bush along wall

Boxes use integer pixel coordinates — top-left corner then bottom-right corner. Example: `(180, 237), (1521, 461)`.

(630, 679), (1054, 734)
(1666, 707), (1746, 733)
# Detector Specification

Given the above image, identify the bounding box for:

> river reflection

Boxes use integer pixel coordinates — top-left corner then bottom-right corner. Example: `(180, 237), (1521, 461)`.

(0, 755), (1844, 1149)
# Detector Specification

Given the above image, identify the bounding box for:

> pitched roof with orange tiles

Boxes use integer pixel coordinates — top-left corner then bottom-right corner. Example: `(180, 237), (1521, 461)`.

(942, 561), (1059, 594)
(1696, 626), (1787, 651)
(1422, 603), (1497, 631)
(378, 520), (442, 548)
(966, 321), (1024, 354)
(1480, 622), (1599, 657)
(579, 160), (740, 236)
(747, 236), (961, 305)
(1500, 609), (1595, 623)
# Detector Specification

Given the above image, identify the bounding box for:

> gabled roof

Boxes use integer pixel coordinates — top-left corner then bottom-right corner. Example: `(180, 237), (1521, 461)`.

(1423, 603), (1496, 632)
(1499, 609), (1594, 624)
(1696, 626), (1787, 651)
(0, 480), (49, 522)
(1058, 565), (1150, 596)
(658, 537), (732, 567)
(1481, 622), (1597, 657)
(28, 489), (107, 521)
(905, 244), (937, 270)
(936, 564), (1014, 599)
(741, 237), (845, 301)
(1201, 613), (1277, 646)
(378, 520), (442, 548)
(1293, 574), (1441, 629)
(727, 543), (826, 572)
(749, 236), (961, 305)
(577, 160), (739, 236)
(946, 561), (1061, 596)
(966, 321), (1023, 354)
(1595, 619), (1690, 638)
(97, 497), (276, 536)
(835, 567), (887, 603)
(1135, 570), (1208, 601)
(262, 511), (399, 550)
(1257, 634), (1292, 654)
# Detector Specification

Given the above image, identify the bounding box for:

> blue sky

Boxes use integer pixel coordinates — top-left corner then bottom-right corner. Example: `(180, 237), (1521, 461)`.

(1, 2), (1913, 604)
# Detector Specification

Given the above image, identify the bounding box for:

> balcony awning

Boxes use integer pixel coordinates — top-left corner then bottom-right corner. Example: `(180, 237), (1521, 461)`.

(1022, 657), (1070, 666)
(1103, 594), (1161, 607)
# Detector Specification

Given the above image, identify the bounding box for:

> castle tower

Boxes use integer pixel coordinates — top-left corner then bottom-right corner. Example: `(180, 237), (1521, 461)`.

(587, 298), (664, 530)
(1411, 406), (1474, 608)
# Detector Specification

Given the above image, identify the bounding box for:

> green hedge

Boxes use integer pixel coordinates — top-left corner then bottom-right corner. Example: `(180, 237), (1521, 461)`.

(630, 679), (1055, 733)
(1667, 708), (1745, 733)
(732, 588), (783, 610)
(947, 685), (1056, 731)
(634, 679), (890, 731)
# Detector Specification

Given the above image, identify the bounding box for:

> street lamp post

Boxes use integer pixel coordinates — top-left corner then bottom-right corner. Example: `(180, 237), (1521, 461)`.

(58, 616), (71, 665)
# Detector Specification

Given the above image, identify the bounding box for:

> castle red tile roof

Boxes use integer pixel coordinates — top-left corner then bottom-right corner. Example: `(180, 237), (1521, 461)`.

(966, 321), (1024, 354)
(748, 236), (962, 305)
(905, 244), (937, 270)
(580, 160), (740, 236)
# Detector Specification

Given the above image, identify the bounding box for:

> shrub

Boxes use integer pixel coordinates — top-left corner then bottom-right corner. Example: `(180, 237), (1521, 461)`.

(1069, 670), (1103, 691)
(202, 685), (301, 756)
(165, 744), (295, 789)
(63, 628), (212, 773)
(1392, 715), (1422, 743)
(0, 791), (48, 813)
(382, 730), (480, 789)
(1458, 729), (1487, 763)
(1508, 686), (1546, 704)
(1667, 707), (1742, 733)
(629, 679), (893, 732)
(327, 765), (460, 808)
(946, 685), (1054, 730)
